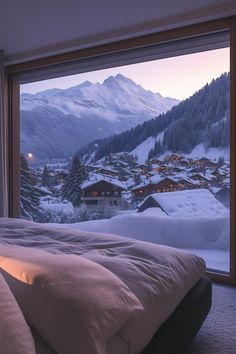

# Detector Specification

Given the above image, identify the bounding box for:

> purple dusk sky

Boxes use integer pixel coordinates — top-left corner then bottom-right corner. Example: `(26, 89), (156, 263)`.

(21, 47), (229, 101)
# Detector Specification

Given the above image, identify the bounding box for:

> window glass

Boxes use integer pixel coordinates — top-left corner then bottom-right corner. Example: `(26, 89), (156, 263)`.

(20, 47), (230, 273)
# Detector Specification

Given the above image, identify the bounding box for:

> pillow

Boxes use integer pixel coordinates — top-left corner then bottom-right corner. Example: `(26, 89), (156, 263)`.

(0, 272), (36, 354)
(0, 245), (143, 354)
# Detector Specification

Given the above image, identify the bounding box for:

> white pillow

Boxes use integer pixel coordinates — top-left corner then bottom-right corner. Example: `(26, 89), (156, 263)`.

(0, 245), (143, 354)
(0, 272), (36, 354)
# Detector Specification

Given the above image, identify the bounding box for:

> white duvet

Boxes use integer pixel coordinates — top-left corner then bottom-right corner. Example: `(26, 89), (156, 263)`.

(0, 218), (206, 354)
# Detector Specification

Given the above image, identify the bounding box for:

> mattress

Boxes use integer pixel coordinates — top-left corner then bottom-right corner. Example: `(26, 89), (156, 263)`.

(0, 218), (207, 354)
(142, 276), (212, 354)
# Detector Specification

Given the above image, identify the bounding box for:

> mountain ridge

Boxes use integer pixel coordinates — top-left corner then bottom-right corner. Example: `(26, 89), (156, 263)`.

(20, 74), (178, 162)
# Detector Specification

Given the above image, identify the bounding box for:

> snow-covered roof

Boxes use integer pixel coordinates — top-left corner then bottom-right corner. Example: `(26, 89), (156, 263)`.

(138, 189), (228, 218)
(150, 175), (166, 184)
(189, 172), (213, 181)
(131, 180), (151, 191)
(81, 175), (126, 190)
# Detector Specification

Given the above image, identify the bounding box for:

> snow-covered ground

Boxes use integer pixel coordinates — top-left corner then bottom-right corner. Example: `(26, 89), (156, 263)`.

(47, 207), (230, 272)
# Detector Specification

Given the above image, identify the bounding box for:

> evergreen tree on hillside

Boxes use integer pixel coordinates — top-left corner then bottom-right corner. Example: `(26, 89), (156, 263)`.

(148, 140), (162, 160)
(62, 156), (88, 207)
(162, 73), (230, 153)
(20, 154), (41, 221)
(133, 173), (142, 185)
(41, 165), (52, 189)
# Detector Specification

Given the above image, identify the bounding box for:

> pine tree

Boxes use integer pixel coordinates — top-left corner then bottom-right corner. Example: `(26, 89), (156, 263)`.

(134, 173), (142, 185)
(62, 156), (88, 207)
(20, 154), (41, 221)
(41, 165), (52, 189)
(148, 148), (154, 161)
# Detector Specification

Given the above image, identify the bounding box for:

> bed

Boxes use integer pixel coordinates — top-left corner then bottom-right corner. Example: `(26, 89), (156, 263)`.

(0, 218), (212, 354)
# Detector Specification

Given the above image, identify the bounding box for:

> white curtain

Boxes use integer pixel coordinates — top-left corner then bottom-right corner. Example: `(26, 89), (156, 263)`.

(0, 50), (8, 217)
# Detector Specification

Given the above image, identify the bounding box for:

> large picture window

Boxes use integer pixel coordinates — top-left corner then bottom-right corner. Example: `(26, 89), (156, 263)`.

(5, 18), (236, 285)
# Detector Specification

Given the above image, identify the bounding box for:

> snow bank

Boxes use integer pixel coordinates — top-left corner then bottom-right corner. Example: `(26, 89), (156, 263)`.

(48, 207), (229, 251)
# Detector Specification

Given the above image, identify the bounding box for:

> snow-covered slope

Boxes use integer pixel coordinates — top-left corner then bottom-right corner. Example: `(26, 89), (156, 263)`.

(131, 131), (165, 163)
(20, 74), (178, 162)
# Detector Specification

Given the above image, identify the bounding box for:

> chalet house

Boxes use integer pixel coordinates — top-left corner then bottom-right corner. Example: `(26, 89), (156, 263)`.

(198, 157), (217, 168)
(81, 178), (126, 211)
(178, 159), (190, 167)
(177, 178), (197, 190)
(190, 173), (212, 186)
(95, 167), (119, 177)
(172, 167), (184, 173)
(132, 177), (179, 200)
(136, 164), (149, 173)
(164, 154), (184, 162)
(153, 178), (179, 193)
(155, 165), (171, 173)
(149, 158), (162, 165)
(131, 182), (153, 199)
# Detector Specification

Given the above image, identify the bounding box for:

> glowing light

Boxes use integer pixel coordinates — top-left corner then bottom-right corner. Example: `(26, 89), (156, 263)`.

(27, 153), (33, 159)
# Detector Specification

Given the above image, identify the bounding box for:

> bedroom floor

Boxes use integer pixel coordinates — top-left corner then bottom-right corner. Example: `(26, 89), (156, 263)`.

(190, 283), (236, 354)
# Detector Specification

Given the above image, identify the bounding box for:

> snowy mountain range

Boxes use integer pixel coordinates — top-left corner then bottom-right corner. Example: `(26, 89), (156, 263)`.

(79, 73), (230, 164)
(20, 74), (178, 162)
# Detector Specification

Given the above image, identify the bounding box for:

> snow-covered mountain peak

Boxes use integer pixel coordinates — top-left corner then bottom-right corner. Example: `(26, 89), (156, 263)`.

(20, 74), (179, 161)
(102, 74), (136, 89)
(104, 74), (143, 91)
(78, 80), (92, 88)
(103, 75), (122, 89)
(115, 73), (138, 86)
(21, 74), (178, 117)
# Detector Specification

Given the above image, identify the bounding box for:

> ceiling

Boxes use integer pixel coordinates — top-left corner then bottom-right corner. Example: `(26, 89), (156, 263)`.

(0, 0), (236, 65)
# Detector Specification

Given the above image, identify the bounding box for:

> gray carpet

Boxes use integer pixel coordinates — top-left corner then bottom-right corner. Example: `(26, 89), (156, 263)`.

(190, 283), (236, 353)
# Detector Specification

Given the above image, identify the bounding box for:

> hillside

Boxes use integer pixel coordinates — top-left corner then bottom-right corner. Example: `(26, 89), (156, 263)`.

(20, 74), (178, 162)
(79, 73), (230, 163)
